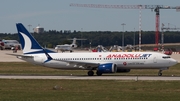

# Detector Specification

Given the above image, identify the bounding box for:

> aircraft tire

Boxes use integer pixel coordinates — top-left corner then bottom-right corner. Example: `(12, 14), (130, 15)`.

(88, 71), (94, 76)
(158, 73), (162, 76)
(96, 71), (102, 76)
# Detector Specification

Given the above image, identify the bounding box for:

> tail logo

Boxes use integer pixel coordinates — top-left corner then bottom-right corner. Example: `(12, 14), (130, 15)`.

(19, 32), (42, 54)
(17, 23), (56, 54)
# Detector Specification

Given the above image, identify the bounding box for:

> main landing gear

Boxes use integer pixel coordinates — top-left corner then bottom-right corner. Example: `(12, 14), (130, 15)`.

(96, 70), (102, 76)
(87, 70), (94, 76)
(87, 70), (102, 76)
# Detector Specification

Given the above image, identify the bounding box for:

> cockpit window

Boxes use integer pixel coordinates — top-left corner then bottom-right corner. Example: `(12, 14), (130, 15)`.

(162, 56), (171, 59)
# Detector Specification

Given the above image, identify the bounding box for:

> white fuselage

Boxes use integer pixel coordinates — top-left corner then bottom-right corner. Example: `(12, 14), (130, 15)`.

(19, 52), (177, 70)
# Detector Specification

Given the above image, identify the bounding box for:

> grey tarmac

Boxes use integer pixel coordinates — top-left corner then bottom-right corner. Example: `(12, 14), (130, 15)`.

(0, 75), (180, 81)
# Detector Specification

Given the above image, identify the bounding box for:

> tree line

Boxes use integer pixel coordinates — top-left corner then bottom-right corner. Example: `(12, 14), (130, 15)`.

(0, 30), (180, 48)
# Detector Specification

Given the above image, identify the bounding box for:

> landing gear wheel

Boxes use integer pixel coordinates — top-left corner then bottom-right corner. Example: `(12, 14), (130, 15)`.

(87, 71), (94, 76)
(158, 73), (162, 76)
(96, 71), (102, 76)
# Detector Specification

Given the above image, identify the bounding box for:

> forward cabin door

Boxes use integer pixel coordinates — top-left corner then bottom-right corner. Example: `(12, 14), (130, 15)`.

(153, 56), (157, 63)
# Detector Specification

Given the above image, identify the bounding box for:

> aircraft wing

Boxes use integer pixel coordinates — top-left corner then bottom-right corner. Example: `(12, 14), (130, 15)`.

(52, 59), (99, 69)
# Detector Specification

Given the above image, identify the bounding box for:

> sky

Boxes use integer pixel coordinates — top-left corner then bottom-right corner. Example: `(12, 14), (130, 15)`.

(0, 0), (180, 33)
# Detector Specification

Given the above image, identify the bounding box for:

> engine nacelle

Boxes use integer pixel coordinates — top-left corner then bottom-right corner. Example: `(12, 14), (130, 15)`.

(71, 44), (77, 48)
(98, 63), (117, 73)
(117, 69), (131, 73)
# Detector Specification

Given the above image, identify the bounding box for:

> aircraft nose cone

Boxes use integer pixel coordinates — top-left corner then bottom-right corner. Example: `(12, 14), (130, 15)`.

(171, 59), (178, 65)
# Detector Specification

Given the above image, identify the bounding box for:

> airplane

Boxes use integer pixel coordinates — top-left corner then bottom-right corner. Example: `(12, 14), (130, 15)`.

(2, 39), (21, 50)
(55, 38), (77, 52)
(14, 23), (178, 76)
(55, 38), (86, 52)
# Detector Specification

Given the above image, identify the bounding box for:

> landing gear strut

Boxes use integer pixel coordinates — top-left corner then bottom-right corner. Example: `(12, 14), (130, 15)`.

(87, 70), (94, 76)
(158, 70), (162, 76)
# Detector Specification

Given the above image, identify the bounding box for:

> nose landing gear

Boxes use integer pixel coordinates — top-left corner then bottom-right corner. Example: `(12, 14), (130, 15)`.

(158, 67), (169, 76)
(158, 70), (162, 76)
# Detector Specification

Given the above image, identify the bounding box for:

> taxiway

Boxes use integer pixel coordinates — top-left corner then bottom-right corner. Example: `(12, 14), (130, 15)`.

(0, 75), (180, 81)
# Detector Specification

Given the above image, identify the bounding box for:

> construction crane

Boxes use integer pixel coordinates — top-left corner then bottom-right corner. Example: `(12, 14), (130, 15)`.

(70, 3), (180, 50)
(161, 23), (180, 51)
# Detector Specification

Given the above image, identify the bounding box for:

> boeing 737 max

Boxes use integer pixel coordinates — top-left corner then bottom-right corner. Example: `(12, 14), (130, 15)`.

(15, 23), (177, 76)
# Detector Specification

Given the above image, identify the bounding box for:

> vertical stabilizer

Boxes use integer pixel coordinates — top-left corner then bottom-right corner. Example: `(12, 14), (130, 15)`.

(72, 38), (77, 45)
(16, 23), (55, 54)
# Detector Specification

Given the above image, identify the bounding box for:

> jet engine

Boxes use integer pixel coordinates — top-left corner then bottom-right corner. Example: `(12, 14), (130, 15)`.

(71, 44), (77, 48)
(98, 63), (117, 73)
